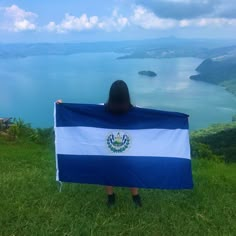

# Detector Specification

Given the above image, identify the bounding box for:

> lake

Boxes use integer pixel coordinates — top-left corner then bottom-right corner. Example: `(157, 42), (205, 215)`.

(0, 52), (236, 130)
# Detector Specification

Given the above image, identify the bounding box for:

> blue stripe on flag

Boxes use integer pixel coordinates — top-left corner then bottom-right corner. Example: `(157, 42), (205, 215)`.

(55, 103), (189, 130)
(57, 154), (193, 189)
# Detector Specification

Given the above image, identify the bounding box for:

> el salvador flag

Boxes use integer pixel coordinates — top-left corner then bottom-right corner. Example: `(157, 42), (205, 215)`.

(54, 103), (193, 189)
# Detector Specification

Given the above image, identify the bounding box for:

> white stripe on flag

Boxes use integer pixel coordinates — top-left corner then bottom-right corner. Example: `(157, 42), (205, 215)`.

(55, 127), (190, 159)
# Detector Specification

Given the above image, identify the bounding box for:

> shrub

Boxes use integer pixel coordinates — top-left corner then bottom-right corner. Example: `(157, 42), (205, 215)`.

(30, 127), (54, 145)
(7, 118), (33, 139)
(7, 119), (54, 146)
(191, 141), (224, 162)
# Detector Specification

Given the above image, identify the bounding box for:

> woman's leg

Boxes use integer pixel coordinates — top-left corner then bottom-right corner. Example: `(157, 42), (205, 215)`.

(130, 187), (138, 196)
(130, 188), (142, 207)
(105, 186), (114, 195)
(105, 186), (115, 207)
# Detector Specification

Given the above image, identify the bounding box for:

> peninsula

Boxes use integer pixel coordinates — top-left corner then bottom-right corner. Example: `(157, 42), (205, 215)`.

(190, 55), (236, 96)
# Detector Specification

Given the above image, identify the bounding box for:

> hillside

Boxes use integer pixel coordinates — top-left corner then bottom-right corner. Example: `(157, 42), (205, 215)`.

(0, 136), (235, 235)
(117, 42), (236, 59)
(0, 121), (236, 235)
(191, 122), (236, 162)
(190, 54), (236, 96)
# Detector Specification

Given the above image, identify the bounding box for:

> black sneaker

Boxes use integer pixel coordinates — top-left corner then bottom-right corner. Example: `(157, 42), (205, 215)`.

(132, 194), (142, 207)
(107, 193), (115, 207)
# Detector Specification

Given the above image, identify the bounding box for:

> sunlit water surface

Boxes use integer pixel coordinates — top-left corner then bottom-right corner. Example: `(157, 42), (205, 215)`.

(1, 52), (236, 130)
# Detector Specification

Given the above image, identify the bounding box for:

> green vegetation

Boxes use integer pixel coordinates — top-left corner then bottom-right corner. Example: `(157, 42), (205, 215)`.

(0, 121), (236, 235)
(138, 71), (157, 77)
(191, 122), (236, 163)
(233, 114), (236, 122)
(221, 79), (236, 96)
(4, 118), (54, 146)
(190, 57), (236, 96)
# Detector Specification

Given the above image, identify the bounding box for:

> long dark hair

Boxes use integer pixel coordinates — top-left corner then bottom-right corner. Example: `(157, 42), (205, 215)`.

(105, 80), (133, 114)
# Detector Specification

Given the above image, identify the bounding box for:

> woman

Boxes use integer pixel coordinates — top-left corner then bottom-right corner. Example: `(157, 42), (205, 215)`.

(104, 80), (142, 207)
(56, 80), (142, 207)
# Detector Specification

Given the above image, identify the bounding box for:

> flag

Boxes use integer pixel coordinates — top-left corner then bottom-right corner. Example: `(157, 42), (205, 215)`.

(54, 103), (193, 189)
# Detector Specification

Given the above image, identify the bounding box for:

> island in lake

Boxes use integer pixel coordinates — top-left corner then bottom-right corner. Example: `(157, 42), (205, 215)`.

(138, 70), (157, 77)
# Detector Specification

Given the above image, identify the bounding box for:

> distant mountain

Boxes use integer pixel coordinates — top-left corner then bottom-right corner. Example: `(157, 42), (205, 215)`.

(0, 43), (122, 58)
(190, 49), (236, 96)
(117, 41), (236, 59)
(0, 38), (235, 59)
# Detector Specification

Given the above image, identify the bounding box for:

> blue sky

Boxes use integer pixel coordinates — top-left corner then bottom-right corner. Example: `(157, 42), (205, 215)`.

(0, 0), (236, 42)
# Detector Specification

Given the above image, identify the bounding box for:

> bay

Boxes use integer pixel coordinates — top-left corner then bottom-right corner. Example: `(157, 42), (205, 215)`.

(0, 52), (236, 130)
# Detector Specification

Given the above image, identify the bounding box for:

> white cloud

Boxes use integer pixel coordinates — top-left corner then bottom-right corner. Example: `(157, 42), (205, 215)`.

(46, 13), (99, 33)
(195, 18), (236, 27)
(46, 21), (57, 32)
(98, 9), (129, 31)
(1, 5), (37, 31)
(130, 5), (236, 29)
(179, 17), (236, 27)
(45, 9), (129, 33)
(179, 19), (190, 27)
(4, 4), (36, 19)
(130, 6), (176, 29)
(60, 14), (98, 31)
(14, 19), (36, 31)
(1, 4), (236, 35)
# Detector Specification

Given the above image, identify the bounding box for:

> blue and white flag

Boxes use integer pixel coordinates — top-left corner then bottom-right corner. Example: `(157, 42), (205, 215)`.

(54, 103), (193, 189)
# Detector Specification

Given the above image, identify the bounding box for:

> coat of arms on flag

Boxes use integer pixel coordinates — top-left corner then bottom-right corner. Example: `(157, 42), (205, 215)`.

(54, 103), (193, 189)
(107, 132), (130, 153)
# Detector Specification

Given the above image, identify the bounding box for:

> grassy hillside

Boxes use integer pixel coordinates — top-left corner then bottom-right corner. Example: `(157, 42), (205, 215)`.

(191, 122), (236, 162)
(0, 128), (236, 235)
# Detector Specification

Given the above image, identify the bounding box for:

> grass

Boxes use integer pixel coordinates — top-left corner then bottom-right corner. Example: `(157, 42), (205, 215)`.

(0, 137), (236, 236)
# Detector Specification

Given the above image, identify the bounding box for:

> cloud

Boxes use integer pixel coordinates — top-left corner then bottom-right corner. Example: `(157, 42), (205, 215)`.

(0, 5), (37, 31)
(136, 0), (236, 20)
(188, 17), (236, 27)
(136, 0), (219, 19)
(46, 9), (129, 33)
(14, 19), (36, 31)
(212, 1), (236, 18)
(1, 3), (236, 35)
(98, 9), (129, 31)
(130, 5), (236, 30)
(46, 13), (99, 33)
(130, 6), (176, 29)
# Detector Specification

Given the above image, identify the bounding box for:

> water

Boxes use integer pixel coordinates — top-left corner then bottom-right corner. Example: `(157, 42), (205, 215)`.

(0, 52), (236, 130)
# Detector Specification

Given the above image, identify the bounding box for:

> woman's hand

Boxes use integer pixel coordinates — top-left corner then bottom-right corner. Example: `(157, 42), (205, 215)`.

(56, 99), (63, 104)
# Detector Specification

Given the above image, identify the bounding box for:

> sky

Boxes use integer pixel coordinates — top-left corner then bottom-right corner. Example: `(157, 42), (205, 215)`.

(0, 0), (236, 42)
